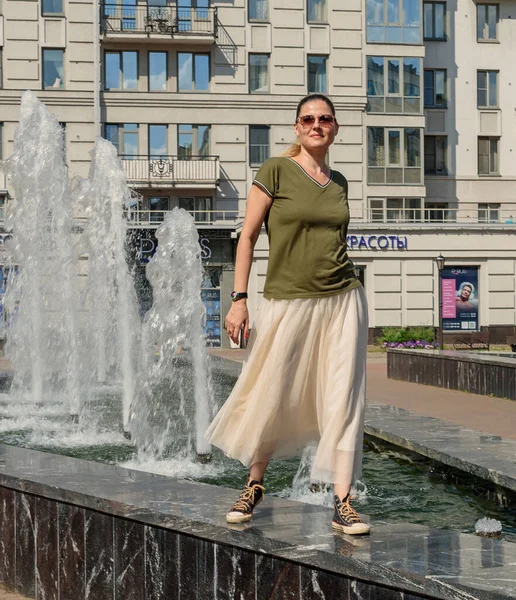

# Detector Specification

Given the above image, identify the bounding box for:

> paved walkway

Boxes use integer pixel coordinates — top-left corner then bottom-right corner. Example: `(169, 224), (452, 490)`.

(209, 349), (516, 441)
(0, 587), (28, 599)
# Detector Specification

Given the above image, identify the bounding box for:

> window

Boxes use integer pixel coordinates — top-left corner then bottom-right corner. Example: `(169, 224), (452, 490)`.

(0, 49), (3, 89)
(477, 4), (498, 41)
(149, 52), (167, 91)
(424, 69), (446, 107)
(105, 51), (137, 90)
(59, 122), (66, 163)
(424, 135), (447, 174)
(249, 0), (268, 20)
(478, 203), (500, 223)
(42, 49), (64, 89)
(308, 0), (327, 22)
(477, 70), (498, 108)
(105, 124), (139, 157)
(42, 0), (63, 14)
(178, 53), (209, 92)
(366, 0), (421, 43)
(179, 197), (211, 223)
(149, 197), (169, 223)
(249, 126), (269, 167)
(308, 56), (327, 94)
(423, 2), (446, 40)
(478, 137), (499, 175)
(249, 54), (269, 93)
(369, 197), (423, 222)
(367, 127), (422, 184)
(367, 57), (421, 113)
(149, 125), (167, 159)
(178, 125), (210, 159)
(425, 201), (453, 222)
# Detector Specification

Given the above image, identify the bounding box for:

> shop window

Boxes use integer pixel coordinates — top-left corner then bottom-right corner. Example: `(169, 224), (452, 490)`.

(366, 0), (421, 44)
(477, 4), (498, 41)
(368, 56), (421, 114)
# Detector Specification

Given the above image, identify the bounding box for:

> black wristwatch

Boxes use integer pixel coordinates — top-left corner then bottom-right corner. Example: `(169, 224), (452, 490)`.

(231, 291), (248, 302)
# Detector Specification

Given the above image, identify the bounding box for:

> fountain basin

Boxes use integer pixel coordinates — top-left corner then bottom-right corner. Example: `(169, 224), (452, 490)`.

(1, 442), (515, 600)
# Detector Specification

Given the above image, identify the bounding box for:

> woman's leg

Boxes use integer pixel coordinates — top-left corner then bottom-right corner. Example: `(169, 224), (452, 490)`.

(249, 460), (269, 482)
(334, 482), (351, 500)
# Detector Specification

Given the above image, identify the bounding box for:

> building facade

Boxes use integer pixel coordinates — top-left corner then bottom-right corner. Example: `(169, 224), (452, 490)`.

(0, 0), (514, 346)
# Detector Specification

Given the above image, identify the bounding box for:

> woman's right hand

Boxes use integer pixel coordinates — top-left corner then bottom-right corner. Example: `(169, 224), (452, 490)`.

(225, 301), (249, 346)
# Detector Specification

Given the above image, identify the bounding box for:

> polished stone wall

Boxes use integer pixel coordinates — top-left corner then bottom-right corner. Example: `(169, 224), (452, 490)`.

(0, 485), (430, 600)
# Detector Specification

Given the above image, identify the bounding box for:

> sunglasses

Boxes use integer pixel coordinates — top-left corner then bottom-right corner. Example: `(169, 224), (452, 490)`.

(297, 114), (335, 128)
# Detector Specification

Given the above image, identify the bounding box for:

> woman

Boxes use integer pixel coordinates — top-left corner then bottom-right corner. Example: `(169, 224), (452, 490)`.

(205, 94), (369, 535)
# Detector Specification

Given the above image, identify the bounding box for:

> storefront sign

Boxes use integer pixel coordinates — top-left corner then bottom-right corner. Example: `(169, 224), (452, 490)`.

(137, 235), (212, 263)
(441, 267), (479, 331)
(346, 235), (408, 250)
(201, 288), (221, 347)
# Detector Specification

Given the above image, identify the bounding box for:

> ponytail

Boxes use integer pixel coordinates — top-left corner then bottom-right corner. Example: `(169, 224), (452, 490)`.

(282, 140), (301, 158)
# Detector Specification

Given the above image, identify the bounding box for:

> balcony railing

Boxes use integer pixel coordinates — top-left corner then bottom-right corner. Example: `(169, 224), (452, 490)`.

(101, 4), (218, 39)
(121, 155), (220, 187)
(357, 205), (516, 225)
(125, 208), (238, 226)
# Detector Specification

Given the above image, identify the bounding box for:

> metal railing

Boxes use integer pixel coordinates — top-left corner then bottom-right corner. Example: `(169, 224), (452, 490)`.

(121, 155), (220, 185)
(125, 208), (238, 226)
(358, 205), (516, 225)
(101, 4), (218, 37)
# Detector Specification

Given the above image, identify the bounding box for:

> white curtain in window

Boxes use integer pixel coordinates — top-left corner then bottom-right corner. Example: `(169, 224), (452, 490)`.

(251, 0), (268, 19)
(308, 0), (326, 22)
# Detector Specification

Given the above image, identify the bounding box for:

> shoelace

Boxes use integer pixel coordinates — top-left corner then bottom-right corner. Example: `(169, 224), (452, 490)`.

(337, 497), (361, 524)
(232, 483), (265, 513)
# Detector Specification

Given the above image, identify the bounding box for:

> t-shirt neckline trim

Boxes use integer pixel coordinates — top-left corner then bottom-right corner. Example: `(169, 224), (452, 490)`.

(286, 157), (333, 188)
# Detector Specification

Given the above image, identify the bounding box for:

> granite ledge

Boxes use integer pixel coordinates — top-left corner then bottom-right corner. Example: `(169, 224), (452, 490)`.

(0, 444), (515, 600)
(386, 348), (516, 368)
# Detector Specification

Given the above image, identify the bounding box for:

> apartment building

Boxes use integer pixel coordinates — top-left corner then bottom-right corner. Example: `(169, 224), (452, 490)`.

(0, 0), (514, 347)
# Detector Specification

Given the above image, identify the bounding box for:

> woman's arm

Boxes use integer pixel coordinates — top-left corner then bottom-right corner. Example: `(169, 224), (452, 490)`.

(225, 185), (273, 345)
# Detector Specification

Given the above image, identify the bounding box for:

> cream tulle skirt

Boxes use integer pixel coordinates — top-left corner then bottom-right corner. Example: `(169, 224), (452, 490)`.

(205, 286), (368, 485)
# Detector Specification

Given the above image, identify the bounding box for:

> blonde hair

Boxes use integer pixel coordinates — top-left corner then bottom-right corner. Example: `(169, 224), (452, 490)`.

(281, 140), (301, 158)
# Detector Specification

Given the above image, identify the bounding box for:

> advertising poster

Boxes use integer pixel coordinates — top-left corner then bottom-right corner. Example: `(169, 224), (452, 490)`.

(201, 288), (221, 347)
(441, 267), (479, 331)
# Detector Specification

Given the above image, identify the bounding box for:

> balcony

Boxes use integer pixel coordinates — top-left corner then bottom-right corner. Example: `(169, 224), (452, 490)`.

(100, 4), (218, 44)
(356, 204), (516, 226)
(125, 208), (238, 227)
(121, 156), (220, 189)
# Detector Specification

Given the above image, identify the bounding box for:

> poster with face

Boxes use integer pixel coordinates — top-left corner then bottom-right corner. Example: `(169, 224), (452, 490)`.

(441, 267), (479, 331)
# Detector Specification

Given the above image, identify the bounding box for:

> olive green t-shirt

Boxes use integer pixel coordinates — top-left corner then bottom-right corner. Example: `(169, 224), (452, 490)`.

(253, 156), (360, 300)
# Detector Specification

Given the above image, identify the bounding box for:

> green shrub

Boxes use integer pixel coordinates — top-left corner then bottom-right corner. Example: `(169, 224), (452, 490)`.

(378, 326), (435, 345)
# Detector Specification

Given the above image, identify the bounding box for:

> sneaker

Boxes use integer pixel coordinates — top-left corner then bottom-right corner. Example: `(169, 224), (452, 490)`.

(331, 494), (370, 535)
(226, 479), (265, 524)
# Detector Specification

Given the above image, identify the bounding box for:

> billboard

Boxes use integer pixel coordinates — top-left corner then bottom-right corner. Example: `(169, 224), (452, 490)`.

(441, 267), (479, 331)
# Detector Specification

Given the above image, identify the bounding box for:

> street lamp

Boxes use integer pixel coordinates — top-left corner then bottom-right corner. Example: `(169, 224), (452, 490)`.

(435, 254), (445, 350)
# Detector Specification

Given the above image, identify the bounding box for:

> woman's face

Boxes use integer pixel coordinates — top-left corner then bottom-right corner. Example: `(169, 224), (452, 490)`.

(294, 100), (339, 153)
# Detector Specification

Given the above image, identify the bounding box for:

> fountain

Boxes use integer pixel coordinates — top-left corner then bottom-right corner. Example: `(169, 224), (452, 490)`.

(0, 90), (214, 460)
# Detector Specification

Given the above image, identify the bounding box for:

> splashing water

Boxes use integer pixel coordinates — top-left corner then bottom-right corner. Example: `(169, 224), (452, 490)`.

(2, 91), (82, 414)
(0, 92), (215, 464)
(130, 209), (215, 460)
